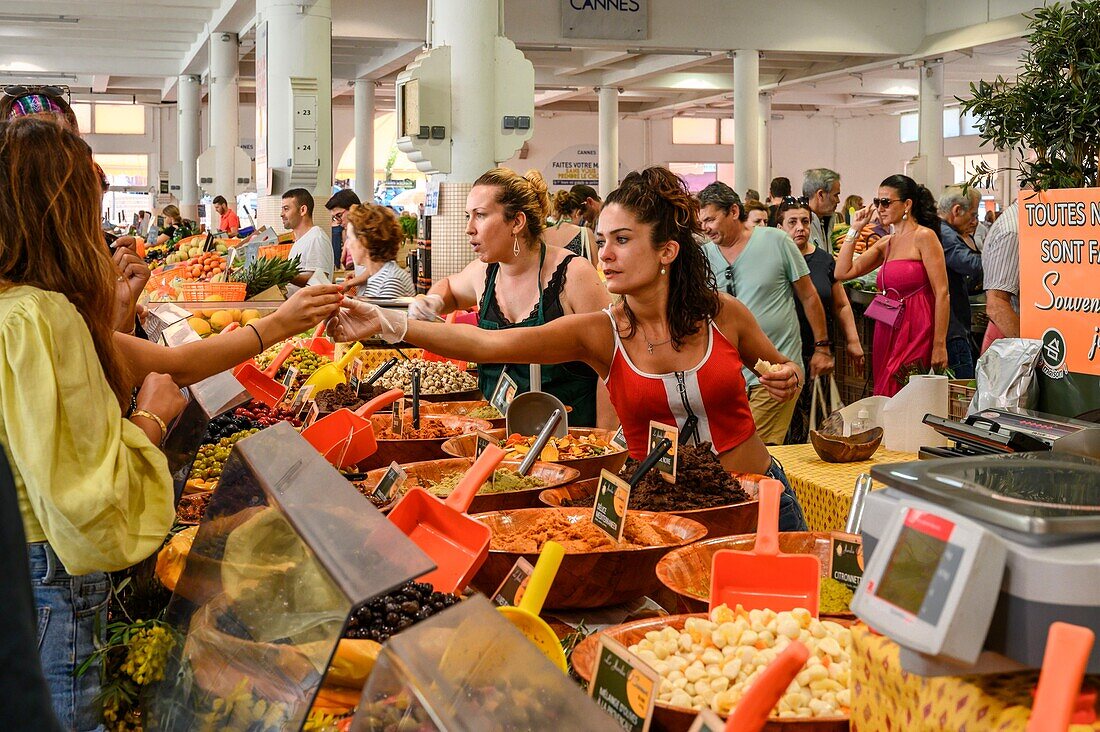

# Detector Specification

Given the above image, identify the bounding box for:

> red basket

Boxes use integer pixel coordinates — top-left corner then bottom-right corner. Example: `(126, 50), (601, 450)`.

(180, 281), (247, 302)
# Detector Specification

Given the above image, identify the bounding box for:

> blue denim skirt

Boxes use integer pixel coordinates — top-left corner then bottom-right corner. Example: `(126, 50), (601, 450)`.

(28, 543), (108, 732)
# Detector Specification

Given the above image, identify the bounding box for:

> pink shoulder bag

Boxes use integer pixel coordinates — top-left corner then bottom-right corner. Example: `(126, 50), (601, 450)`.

(864, 238), (910, 328)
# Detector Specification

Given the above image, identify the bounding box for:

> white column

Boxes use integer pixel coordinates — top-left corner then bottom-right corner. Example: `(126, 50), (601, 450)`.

(209, 32), (239, 204)
(733, 50), (760, 196)
(177, 74), (201, 220)
(433, 0), (497, 181)
(917, 59), (946, 193)
(758, 92), (772, 195)
(354, 79), (375, 199)
(598, 86), (620, 198)
(257, 0), (332, 205)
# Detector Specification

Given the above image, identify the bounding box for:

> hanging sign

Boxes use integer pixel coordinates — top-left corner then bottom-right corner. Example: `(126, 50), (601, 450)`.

(1019, 189), (1100, 379)
(562, 0), (648, 40)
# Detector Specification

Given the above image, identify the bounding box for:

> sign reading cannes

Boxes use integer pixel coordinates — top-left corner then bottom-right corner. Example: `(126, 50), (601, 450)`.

(562, 0), (647, 40)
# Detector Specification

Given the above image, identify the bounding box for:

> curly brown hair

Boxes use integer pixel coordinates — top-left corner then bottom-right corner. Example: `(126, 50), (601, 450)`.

(472, 167), (549, 248)
(605, 167), (720, 350)
(345, 203), (403, 262)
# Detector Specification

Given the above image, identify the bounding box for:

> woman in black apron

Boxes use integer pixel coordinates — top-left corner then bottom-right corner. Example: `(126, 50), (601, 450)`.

(405, 168), (611, 427)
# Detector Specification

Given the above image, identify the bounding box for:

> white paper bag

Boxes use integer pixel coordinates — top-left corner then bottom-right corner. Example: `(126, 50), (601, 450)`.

(880, 374), (950, 453)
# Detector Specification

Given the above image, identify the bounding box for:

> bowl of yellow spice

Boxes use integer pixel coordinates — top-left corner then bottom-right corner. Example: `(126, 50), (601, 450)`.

(656, 532), (856, 617)
(359, 456), (580, 514)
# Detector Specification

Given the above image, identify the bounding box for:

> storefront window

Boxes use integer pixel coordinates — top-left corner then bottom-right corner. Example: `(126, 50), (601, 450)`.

(948, 154), (999, 187)
(95, 153), (149, 186)
(93, 103), (145, 135)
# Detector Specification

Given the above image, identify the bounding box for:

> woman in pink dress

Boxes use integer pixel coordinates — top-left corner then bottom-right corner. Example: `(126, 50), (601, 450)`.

(835, 175), (949, 396)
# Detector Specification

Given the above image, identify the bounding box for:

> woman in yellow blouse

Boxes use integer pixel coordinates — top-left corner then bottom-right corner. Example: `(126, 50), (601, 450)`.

(0, 116), (185, 730)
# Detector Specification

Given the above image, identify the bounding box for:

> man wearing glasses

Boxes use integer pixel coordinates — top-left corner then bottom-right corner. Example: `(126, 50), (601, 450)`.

(699, 182), (834, 445)
(325, 188), (361, 268)
(803, 168), (842, 251)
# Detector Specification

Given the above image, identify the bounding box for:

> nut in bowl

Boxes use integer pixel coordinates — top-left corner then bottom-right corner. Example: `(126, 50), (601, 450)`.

(355, 414), (491, 471)
(809, 427), (883, 463)
(571, 608), (852, 731)
(441, 427), (627, 481)
(469, 507), (707, 609)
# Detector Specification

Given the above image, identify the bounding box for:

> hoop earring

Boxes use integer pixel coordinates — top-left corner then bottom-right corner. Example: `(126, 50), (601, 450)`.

(513, 236), (520, 257)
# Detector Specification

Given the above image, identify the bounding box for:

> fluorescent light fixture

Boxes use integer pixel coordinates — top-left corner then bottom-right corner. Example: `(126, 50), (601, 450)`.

(0, 71), (77, 81)
(0, 13), (79, 24)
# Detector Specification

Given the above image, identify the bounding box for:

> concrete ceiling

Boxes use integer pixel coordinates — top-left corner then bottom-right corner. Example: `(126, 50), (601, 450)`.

(0, 0), (1035, 118)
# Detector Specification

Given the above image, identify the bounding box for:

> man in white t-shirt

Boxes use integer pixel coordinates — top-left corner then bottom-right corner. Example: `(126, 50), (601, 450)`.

(281, 188), (333, 295)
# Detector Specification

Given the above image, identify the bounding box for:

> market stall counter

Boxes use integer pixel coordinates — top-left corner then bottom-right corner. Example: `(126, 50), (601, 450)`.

(767, 444), (917, 532)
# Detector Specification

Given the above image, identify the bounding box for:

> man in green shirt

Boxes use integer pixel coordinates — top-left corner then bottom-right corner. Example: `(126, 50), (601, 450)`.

(698, 182), (834, 444)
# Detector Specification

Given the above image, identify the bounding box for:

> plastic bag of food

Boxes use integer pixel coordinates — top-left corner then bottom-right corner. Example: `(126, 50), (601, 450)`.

(968, 338), (1042, 416)
(155, 525), (198, 591)
(325, 639), (383, 689)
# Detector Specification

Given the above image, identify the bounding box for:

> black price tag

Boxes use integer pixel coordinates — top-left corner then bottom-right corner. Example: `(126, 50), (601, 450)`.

(591, 469), (631, 542)
(372, 461), (407, 504)
(829, 533), (865, 591)
(302, 402), (320, 429)
(475, 430), (500, 459)
(491, 557), (534, 607)
(391, 400), (406, 435)
(349, 358), (364, 394)
(686, 710), (723, 732)
(490, 370), (518, 415)
(289, 384), (314, 415)
(280, 366), (299, 389)
(588, 636), (657, 732)
(648, 421), (679, 483)
(611, 425), (629, 450)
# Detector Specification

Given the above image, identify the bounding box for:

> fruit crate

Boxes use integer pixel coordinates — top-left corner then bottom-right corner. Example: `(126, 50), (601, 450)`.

(949, 379), (976, 421)
(180, 281), (248, 302)
(258, 243), (293, 260)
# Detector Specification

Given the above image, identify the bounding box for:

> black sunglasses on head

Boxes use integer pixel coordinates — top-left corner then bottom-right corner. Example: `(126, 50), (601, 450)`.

(781, 196), (810, 206)
(3, 84), (70, 104)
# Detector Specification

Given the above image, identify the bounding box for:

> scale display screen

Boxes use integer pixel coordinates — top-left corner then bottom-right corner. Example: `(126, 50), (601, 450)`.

(876, 523), (949, 616)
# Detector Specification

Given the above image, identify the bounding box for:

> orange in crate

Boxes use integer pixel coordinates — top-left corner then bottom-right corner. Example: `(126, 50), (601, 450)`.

(180, 281), (247, 302)
(258, 243), (293, 260)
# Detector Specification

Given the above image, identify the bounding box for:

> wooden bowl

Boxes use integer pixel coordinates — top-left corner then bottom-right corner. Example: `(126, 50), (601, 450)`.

(355, 414), (492, 471)
(417, 399), (505, 429)
(441, 427), (628, 481)
(360, 457), (580, 513)
(469, 507), (707, 609)
(809, 427), (883, 463)
(655, 532), (838, 614)
(572, 614), (850, 732)
(539, 472), (767, 540)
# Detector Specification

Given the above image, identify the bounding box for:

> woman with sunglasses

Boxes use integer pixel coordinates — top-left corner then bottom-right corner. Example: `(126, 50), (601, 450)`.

(834, 174), (949, 396)
(328, 167), (809, 531)
(777, 198), (863, 442)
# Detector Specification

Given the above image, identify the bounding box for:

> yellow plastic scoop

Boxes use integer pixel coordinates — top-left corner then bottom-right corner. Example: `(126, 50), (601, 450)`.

(303, 341), (363, 392)
(498, 540), (567, 672)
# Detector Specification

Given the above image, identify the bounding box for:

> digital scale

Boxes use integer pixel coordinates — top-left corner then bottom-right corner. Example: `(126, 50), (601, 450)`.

(852, 451), (1100, 676)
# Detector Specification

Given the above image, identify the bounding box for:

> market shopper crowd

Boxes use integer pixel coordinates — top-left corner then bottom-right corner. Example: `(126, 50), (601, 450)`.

(0, 82), (1005, 729)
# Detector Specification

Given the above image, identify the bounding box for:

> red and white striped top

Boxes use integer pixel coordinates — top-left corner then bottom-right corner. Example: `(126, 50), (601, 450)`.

(603, 310), (757, 459)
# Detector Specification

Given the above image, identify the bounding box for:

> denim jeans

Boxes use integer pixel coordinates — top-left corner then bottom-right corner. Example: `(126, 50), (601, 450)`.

(764, 458), (809, 532)
(28, 543), (108, 732)
(947, 336), (976, 380)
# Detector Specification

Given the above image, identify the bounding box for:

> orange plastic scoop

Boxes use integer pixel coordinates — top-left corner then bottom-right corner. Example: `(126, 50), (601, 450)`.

(710, 478), (820, 615)
(304, 321), (335, 359)
(387, 444), (506, 593)
(724, 640), (810, 732)
(300, 388), (404, 467)
(1028, 622), (1096, 732)
(233, 341), (296, 407)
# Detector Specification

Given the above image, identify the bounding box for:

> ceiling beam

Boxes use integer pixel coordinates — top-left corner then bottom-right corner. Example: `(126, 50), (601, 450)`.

(555, 49), (637, 77)
(350, 40), (423, 80)
(600, 51), (726, 88)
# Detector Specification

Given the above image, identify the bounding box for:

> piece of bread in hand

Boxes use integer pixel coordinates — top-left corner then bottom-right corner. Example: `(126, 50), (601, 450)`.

(754, 358), (782, 375)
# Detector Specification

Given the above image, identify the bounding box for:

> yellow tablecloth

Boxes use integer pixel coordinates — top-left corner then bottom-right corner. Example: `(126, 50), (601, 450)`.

(767, 444), (918, 532)
(851, 624), (1100, 731)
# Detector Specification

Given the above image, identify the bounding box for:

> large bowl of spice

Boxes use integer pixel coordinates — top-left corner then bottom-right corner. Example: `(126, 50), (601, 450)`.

(470, 507), (707, 609)
(354, 414), (492, 471)
(441, 427), (627, 481)
(539, 443), (763, 539)
(358, 457), (579, 513)
(416, 400), (506, 429)
(655, 533), (856, 617)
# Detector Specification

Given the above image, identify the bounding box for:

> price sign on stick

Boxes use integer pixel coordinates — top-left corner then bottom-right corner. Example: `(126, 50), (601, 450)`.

(491, 557), (534, 607)
(391, 400), (406, 436)
(475, 430), (500, 459)
(591, 469), (631, 542)
(611, 425), (629, 450)
(589, 635), (657, 732)
(686, 710), (724, 732)
(490, 370), (519, 415)
(372, 461), (407, 504)
(648, 421), (679, 483)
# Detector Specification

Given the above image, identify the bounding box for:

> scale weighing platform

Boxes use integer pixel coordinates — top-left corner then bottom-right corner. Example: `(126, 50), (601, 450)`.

(852, 451), (1100, 676)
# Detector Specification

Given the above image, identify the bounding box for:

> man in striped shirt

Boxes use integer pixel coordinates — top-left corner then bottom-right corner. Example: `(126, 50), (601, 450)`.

(980, 201), (1019, 352)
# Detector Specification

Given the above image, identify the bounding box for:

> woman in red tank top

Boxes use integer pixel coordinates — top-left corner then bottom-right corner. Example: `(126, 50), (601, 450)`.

(330, 167), (808, 530)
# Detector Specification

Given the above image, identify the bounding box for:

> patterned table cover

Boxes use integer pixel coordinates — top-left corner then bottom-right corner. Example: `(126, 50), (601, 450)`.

(851, 624), (1100, 731)
(767, 444), (918, 532)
